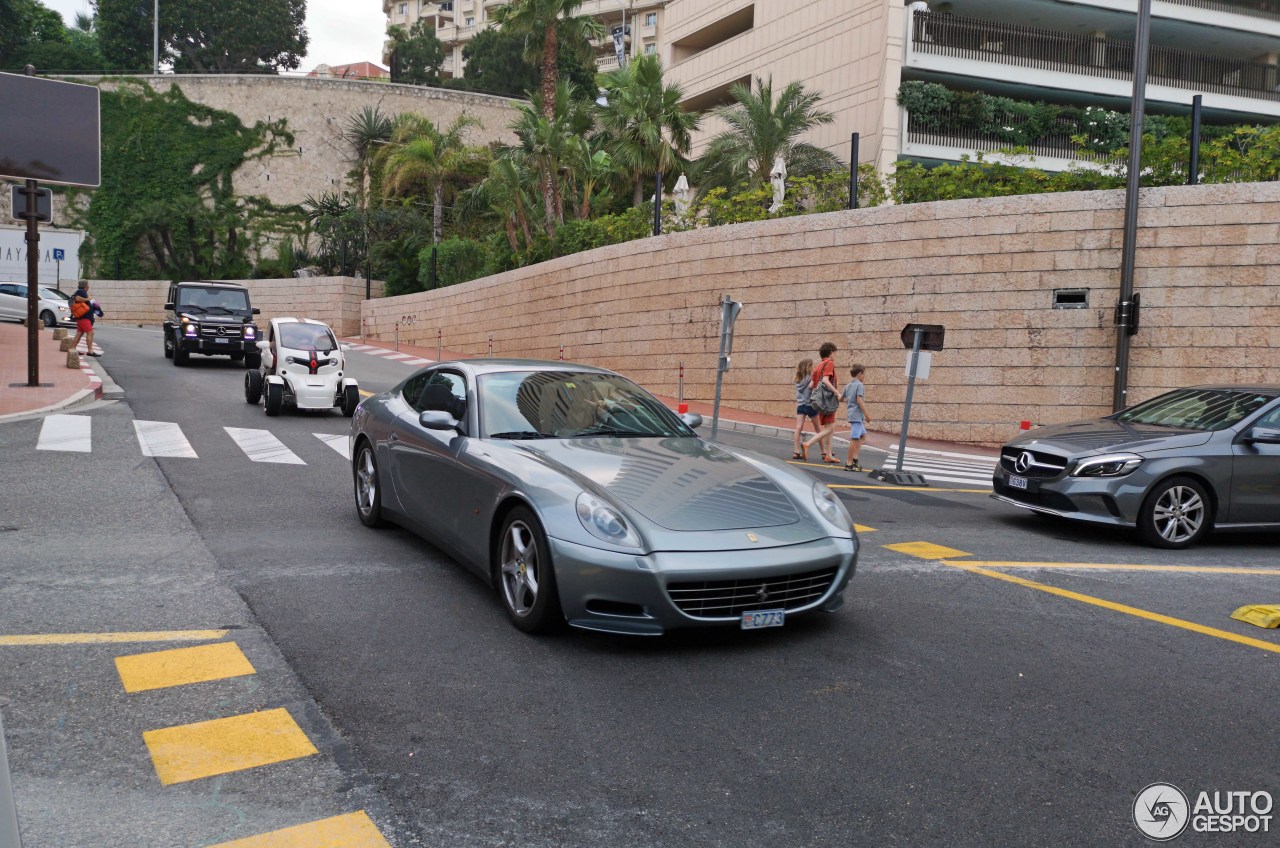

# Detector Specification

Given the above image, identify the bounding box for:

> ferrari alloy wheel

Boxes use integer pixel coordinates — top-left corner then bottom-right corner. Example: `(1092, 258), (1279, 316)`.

(1138, 476), (1211, 549)
(497, 507), (561, 633)
(353, 442), (384, 528)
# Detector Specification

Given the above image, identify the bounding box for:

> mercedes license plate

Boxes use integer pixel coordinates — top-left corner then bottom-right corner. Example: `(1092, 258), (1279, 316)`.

(741, 609), (785, 630)
(213, 337), (229, 344)
(1009, 475), (1029, 490)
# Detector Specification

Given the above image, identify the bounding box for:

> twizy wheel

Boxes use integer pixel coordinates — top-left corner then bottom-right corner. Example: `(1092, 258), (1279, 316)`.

(496, 507), (562, 634)
(1138, 476), (1211, 549)
(244, 370), (262, 404)
(342, 384), (360, 417)
(353, 442), (384, 528)
(264, 381), (283, 416)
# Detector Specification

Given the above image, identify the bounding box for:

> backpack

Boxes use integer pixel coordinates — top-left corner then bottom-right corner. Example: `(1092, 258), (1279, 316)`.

(71, 300), (90, 319)
(811, 381), (839, 415)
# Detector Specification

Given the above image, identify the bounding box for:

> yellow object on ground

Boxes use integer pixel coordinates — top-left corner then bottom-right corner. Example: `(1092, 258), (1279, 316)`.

(0, 629), (228, 646)
(116, 641), (256, 693)
(1230, 604), (1280, 629)
(205, 811), (391, 848)
(143, 708), (318, 785)
(884, 541), (972, 560)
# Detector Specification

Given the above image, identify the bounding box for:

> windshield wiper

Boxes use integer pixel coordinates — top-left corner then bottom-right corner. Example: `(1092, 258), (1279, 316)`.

(490, 430), (555, 440)
(570, 425), (655, 438)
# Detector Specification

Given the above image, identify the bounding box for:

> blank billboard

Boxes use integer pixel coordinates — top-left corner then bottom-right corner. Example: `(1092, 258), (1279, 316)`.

(0, 72), (101, 187)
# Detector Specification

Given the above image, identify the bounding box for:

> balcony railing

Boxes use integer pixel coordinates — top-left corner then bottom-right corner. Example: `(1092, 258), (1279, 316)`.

(911, 11), (1280, 102)
(904, 106), (1103, 163)
(1170, 0), (1280, 22)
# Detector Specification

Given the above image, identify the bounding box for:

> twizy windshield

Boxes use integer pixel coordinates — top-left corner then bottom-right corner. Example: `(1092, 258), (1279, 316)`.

(279, 323), (337, 352)
(479, 371), (694, 439)
(176, 287), (250, 312)
(1113, 388), (1275, 431)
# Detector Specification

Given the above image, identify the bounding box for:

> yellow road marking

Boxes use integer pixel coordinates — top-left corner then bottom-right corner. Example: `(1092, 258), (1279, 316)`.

(884, 541), (973, 560)
(205, 811), (391, 848)
(853, 524), (876, 534)
(358, 390), (374, 397)
(944, 561), (1280, 656)
(962, 561), (1280, 576)
(1231, 605), (1280, 629)
(116, 642), (256, 693)
(0, 629), (228, 647)
(144, 708), (318, 785)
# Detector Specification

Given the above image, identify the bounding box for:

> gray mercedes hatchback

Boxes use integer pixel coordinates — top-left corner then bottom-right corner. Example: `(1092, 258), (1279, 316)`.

(992, 385), (1280, 548)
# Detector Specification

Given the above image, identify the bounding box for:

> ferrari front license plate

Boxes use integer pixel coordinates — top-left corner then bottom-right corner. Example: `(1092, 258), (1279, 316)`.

(741, 609), (785, 630)
(1008, 474), (1029, 490)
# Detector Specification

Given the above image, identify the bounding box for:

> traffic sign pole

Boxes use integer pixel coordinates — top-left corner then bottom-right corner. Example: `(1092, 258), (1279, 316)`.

(894, 327), (924, 474)
(25, 179), (41, 387)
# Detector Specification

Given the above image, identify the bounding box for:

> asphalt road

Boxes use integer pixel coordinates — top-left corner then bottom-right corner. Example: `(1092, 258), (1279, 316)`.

(4, 324), (1278, 847)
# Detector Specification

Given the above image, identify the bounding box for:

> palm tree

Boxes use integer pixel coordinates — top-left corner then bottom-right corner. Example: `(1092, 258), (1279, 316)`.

(382, 113), (482, 243)
(345, 105), (393, 208)
(697, 76), (842, 192)
(509, 81), (591, 237)
(459, 153), (538, 251)
(595, 53), (700, 207)
(491, 0), (605, 121)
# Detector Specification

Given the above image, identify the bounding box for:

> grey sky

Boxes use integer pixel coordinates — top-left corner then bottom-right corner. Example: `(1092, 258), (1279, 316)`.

(39, 0), (388, 71)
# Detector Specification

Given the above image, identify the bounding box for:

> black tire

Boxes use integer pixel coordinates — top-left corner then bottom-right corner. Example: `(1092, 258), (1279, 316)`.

(353, 441), (384, 528)
(245, 352), (261, 370)
(342, 384), (360, 417)
(229, 352), (245, 362)
(495, 507), (562, 634)
(264, 381), (283, 416)
(40, 310), (56, 328)
(163, 331), (174, 359)
(1138, 476), (1212, 549)
(173, 342), (189, 366)
(244, 370), (263, 404)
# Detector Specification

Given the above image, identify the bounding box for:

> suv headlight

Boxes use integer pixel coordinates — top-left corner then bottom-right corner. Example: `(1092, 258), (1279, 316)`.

(244, 325), (256, 340)
(812, 481), (853, 531)
(183, 322), (198, 337)
(576, 492), (641, 549)
(1072, 453), (1143, 477)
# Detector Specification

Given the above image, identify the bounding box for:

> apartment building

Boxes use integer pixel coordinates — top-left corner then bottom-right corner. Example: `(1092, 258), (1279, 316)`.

(660, 0), (1280, 173)
(382, 0), (668, 82)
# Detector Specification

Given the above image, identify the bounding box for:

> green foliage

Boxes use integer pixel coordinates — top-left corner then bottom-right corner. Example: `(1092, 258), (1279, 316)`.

(889, 154), (1121, 204)
(95, 0), (152, 70)
(443, 26), (596, 100)
(420, 237), (489, 288)
(2, 0), (102, 71)
(74, 79), (297, 280)
(387, 19), (445, 86)
(162, 0), (307, 72)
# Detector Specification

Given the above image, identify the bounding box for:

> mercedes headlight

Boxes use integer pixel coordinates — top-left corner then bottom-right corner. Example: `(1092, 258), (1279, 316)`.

(183, 322), (198, 336)
(576, 492), (641, 548)
(1072, 453), (1143, 477)
(812, 482), (852, 531)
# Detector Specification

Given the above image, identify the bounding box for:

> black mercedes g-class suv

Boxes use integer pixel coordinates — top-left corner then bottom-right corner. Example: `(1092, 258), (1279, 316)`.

(163, 281), (262, 368)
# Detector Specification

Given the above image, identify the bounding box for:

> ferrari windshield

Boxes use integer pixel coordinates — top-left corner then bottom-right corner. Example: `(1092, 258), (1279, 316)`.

(278, 323), (337, 352)
(479, 371), (693, 439)
(1113, 388), (1275, 431)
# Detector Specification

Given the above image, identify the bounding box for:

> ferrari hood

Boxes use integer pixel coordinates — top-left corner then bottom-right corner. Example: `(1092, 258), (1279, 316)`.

(519, 437), (801, 531)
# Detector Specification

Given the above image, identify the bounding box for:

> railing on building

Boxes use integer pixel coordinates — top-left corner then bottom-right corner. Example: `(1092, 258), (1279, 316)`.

(911, 12), (1280, 102)
(904, 106), (1104, 163)
(596, 54), (621, 70)
(1171, 0), (1280, 22)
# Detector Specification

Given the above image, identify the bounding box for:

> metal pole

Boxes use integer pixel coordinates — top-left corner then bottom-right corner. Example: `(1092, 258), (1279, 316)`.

(437, 328), (442, 361)
(1112, 0), (1152, 413)
(653, 171), (663, 236)
(1188, 94), (1202, 186)
(848, 132), (860, 210)
(24, 179), (40, 387)
(429, 245), (438, 289)
(153, 0), (159, 74)
(709, 297), (730, 441)
(395, 322), (400, 351)
(894, 328), (924, 473)
(678, 361), (684, 406)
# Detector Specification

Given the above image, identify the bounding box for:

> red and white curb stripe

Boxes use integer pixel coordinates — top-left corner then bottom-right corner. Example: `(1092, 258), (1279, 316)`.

(343, 342), (433, 367)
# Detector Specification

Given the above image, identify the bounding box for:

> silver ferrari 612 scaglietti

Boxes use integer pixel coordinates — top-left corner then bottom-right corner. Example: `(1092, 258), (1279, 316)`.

(349, 360), (858, 635)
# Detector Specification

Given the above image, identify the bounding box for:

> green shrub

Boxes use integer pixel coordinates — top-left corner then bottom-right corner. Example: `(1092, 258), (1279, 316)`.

(418, 238), (489, 289)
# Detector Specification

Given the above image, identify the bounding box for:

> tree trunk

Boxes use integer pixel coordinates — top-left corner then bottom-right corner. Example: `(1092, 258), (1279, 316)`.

(633, 177), (644, 207)
(506, 219), (519, 252)
(433, 181), (444, 244)
(145, 233), (168, 272)
(542, 165), (557, 239)
(541, 26), (558, 121)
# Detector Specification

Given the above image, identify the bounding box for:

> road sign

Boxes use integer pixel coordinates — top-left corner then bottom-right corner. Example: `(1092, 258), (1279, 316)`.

(0, 72), (102, 187)
(900, 323), (945, 352)
(10, 185), (51, 222)
(53, 248), (65, 261)
(709, 294), (744, 441)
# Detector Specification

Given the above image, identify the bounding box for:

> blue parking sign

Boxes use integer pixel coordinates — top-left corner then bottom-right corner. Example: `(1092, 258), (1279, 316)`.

(53, 248), (65, 261)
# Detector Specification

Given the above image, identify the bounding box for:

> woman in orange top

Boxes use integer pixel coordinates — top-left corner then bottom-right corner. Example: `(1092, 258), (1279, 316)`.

(802, 341), (840, 463)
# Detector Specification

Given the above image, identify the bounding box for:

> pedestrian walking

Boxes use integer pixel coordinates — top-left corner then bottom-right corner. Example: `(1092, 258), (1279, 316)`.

(802, 342), (841, 464)
(842, 365), (872, 471)
(70, 280), (98, 357)
(791, 358), (818, 459)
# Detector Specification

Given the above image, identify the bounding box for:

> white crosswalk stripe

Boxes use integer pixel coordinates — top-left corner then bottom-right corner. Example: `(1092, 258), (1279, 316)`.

(314, 432), (350, 459)
(402, 357), (434, 366)
(224, 427), (306, 465)
(380, 352), (414, 360)
(881, 447), (997, 487)
(37, 414), (91, 452)
(133, 420), (198, 458)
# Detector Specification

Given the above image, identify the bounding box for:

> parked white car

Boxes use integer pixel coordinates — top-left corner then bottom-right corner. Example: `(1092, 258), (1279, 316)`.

(244, 317), (359, 417)
(0, 283), (73, 327)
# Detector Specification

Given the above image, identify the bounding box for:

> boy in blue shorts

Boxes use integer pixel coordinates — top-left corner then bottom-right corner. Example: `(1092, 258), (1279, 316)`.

(842, 365), (871, 471)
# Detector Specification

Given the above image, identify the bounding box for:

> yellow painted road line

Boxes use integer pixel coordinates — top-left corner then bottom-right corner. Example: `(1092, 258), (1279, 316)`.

(144, 708), (318, 785)
(358, 390), (374, 397)
(828, 484), (990, 493)
(853, 524), (877, 534)
(944, 561), (1280, 656)
(0, 629), (228, 647)
(884, 541), (973, 560)
(205, 811), (391, 848)
(116, 642), (256, 694)
(962, 561), (1280, 576)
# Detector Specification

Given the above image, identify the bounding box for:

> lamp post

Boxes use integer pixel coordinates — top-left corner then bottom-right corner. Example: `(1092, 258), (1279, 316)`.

(153, 0), (159, 75)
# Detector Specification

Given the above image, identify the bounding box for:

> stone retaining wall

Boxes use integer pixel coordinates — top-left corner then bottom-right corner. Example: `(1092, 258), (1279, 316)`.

(87, 276), (378, 337)
(359, 182), (1280, 445)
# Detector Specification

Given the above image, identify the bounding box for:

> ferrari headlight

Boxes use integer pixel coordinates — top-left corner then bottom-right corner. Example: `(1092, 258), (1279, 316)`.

(1072, 453), (1143, 478)
(812, 482), (852, 531)
(576, 492), (641, 548)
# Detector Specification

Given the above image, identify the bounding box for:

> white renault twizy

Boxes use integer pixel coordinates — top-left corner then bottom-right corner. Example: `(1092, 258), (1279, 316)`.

(244, 317), (360, 417)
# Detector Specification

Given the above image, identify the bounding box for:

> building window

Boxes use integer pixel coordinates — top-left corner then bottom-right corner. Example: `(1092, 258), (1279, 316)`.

(465, 15), (474, 25)
(645, 12), (657, 27)
(399, 3), (407, 14)
(644, 42), (656, 55)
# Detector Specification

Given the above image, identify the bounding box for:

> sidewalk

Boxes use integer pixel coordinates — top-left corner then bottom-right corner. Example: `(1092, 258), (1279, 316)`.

(340, 335), (1000, 459)
(0, 321), (105, 421)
